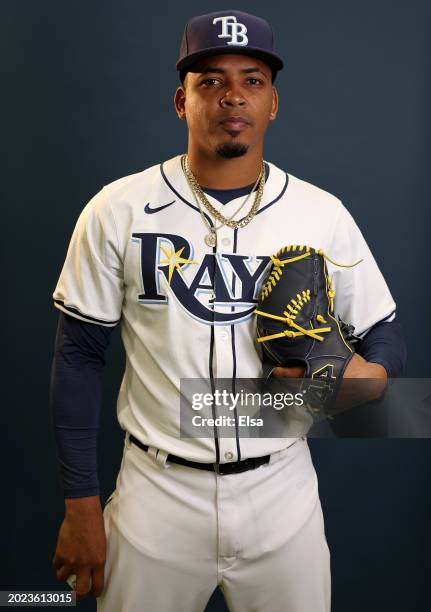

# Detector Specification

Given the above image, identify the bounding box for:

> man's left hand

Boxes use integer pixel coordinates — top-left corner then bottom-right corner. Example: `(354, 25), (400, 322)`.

(273, 354), (387, 382)
(343, 353), (387, 380)
(272, 354), (388, 413)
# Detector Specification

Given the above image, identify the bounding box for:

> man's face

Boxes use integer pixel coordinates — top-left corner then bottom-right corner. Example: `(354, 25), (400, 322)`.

(175, 54), (278, 159)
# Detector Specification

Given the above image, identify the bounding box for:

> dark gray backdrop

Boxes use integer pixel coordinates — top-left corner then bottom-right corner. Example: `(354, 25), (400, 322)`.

(2, 0), (430, 610)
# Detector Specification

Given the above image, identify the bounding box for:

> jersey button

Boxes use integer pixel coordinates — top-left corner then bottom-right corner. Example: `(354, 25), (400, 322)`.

(220, 330), (229, 340)
(224, 451), (234, 461)
(221, 237), (231, 246)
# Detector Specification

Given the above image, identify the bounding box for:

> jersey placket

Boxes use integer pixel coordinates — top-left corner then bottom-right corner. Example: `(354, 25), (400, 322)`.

(213, 224), (240, 464)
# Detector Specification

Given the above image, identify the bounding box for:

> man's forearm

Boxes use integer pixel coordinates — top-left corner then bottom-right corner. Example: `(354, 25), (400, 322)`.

(355, 319), (407, 378)
(50, 313), (114, 498)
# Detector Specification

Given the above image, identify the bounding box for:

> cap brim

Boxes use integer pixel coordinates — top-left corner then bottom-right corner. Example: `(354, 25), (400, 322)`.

(176, 46), (284, 73)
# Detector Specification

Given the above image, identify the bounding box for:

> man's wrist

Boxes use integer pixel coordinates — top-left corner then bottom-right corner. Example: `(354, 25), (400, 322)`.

(367, 361), (388, 380)
(65, 495), (102, 516)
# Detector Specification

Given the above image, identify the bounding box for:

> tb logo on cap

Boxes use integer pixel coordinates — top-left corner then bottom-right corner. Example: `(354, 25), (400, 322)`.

(213, 16), (248, 46)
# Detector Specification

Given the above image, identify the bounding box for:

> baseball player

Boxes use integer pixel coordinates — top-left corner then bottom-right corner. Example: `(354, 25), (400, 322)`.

(50, 10), (406, 612)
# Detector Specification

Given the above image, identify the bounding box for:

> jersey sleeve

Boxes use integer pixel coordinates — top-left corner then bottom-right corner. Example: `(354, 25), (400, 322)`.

(52, 187), (124, 326)
(327, 202), (396, 336)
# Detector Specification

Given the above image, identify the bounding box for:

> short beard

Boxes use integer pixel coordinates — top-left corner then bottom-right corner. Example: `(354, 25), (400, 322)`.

(216, 142), (249, 159)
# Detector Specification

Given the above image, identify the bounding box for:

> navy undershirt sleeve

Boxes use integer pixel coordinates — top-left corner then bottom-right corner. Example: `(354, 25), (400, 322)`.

(49, 312), (115, 498)
(355, 319), (407, 378)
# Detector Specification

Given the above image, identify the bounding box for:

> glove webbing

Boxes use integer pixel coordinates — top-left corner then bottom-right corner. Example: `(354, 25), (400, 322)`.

(260, 244), (362, 302)
(257, 245), (362, 343)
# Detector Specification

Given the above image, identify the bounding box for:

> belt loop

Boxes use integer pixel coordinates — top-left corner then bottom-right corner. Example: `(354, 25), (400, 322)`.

(155, 449), (171, 469)
(148, 446), (171, 469)
(125, 431), (131, 449)
(147, 446), (158, 461)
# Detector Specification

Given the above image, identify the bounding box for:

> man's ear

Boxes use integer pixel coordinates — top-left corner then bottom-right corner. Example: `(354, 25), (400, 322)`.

(269, 86), (279, 121)
(174, 86), (186, 120)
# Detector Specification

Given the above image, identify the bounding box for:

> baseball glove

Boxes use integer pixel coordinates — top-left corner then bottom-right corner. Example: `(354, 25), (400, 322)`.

(255, 245), (361, 414)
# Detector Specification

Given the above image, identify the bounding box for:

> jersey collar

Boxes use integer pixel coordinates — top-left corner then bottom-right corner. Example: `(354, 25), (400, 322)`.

(160, 154), (288, 218)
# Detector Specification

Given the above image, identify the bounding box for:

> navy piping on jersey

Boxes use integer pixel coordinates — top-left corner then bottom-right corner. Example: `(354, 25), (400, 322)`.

(231, 228), (241, 461)
(256, 173), (289, 215)
(54, 299), (120, 326)
(381, 310), (396, 322)
(230, 326), (241, 461)
(160, 162), (214, 227)
(209, 243), (220, 464)
(357, 309), (396, 338)
(209, 323), (220, 464)
(160, 161), (287, 220)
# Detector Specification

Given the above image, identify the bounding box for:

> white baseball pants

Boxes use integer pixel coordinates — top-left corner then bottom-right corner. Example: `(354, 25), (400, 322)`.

(96, 434), (331, 612)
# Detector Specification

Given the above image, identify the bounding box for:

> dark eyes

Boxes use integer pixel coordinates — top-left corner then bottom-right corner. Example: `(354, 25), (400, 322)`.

(200, 78), (220, 87)
(247, 77), (262, 86)
(200, 77), (263, 87)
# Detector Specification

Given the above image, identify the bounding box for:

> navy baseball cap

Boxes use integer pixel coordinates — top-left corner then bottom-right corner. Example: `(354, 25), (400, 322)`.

(176, 10), (284, 82)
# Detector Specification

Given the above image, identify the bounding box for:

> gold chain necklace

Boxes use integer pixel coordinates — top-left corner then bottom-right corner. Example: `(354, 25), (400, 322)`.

(181, 154), (266, 247)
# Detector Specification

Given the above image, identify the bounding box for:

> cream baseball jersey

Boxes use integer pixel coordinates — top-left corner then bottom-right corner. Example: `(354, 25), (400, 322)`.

(53, 155), (396, 463)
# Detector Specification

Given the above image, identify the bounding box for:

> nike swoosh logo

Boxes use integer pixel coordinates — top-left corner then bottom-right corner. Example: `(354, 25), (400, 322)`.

(144, 200), (175, 214)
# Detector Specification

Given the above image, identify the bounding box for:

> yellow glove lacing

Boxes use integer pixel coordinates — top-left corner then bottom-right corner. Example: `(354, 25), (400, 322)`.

(260, 245), (362, 301)
(256, 245), (362, 343)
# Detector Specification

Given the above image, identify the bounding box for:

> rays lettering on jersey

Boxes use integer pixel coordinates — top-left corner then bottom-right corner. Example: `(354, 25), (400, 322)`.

(132, 233), (270, 324)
